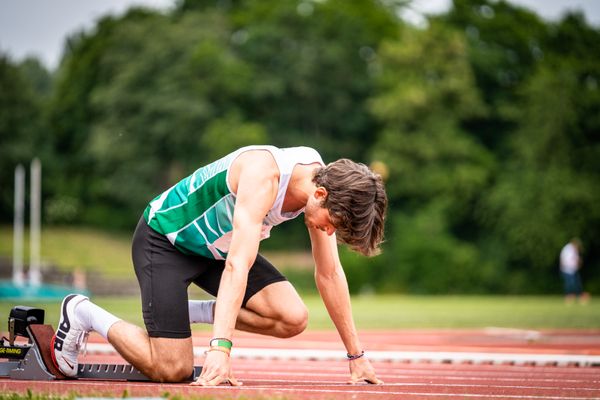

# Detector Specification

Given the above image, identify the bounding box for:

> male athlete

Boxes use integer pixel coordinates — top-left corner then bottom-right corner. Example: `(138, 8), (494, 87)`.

(52, 145), (387, 386)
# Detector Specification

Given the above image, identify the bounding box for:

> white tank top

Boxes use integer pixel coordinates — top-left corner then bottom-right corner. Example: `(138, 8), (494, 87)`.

(215, 145), (325, 253)
(144, 145), (324, 259)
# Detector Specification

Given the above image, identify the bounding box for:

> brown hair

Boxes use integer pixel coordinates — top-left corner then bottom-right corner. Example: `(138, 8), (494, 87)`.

(312, 159), (387, 256)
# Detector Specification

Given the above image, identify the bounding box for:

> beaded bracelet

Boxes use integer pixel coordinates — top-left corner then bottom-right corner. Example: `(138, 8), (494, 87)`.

(347, 350), (365, 360)
(206, 347), (231, 356)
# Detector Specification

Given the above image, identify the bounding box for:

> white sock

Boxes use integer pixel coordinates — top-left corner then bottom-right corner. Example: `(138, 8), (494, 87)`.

(75, 299), (121, 340)
(188, 300), (216, 324)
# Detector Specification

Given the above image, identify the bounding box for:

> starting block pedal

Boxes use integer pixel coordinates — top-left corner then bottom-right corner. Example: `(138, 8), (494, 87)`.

(1, 306), (202, 382)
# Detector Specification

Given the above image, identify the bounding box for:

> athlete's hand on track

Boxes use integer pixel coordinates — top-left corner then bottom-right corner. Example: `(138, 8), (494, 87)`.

(191, 350), (241, 386)
(348, 356), (383, 385)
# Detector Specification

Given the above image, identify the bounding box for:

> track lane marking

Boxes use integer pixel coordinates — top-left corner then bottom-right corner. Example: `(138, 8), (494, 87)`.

(230, 378), (600, 392)
(84, 343), (600, 366)
(233, 369), (600, 384)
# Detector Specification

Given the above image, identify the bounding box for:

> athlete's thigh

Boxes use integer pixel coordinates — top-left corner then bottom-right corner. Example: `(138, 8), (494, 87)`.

(132, 217), (208, 338)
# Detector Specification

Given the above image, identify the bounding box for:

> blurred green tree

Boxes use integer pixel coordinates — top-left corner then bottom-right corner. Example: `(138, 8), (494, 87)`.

(44, 0), (401, 228)
(481, 13), (600, 292)
(441, 0), (548, 151)
(200, 112), (268, 160)
(360, 21), (497, 293)
(46, 8), (256, 227)
(227, 0), (399, 161)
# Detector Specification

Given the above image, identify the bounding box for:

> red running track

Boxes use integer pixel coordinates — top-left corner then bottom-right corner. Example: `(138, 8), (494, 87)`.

(2, 329), (600, 399)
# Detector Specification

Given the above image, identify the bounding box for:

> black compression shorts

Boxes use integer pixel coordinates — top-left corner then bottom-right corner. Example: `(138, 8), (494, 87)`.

(131, 217), (287, 338)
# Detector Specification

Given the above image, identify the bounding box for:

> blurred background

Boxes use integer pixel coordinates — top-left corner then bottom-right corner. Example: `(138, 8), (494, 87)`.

(0, 0), (599, 328)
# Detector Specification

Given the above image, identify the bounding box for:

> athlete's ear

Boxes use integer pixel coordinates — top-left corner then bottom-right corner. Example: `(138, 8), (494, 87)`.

(314, 187), (328, 201)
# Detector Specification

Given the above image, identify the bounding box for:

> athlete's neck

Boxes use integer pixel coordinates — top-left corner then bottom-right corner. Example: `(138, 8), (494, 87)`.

(281, 163), (320, 213)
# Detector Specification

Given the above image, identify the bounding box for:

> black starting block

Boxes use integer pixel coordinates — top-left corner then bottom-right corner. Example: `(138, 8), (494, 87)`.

(1, 306), (202, 381)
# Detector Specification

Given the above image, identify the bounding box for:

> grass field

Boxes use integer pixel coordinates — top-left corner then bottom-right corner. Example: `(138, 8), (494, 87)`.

(0, 226), (133, 279)
(0, 226), (313, 279)
(1, 294), (598, 331)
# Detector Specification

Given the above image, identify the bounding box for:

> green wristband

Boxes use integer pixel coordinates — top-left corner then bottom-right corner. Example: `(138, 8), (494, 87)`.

(210, 338), (233, 349)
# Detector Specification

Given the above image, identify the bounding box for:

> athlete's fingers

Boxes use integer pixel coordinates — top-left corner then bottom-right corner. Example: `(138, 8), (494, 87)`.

(226, 375), (243, 386)
(193, 367), (217, 385)
(364, 375), (384, 385)
(194, 373), (226, 386)
(190, 377), (206, 386)
(195, 354), (230, 385)
(191, 372), (215, 386)
(347, 372), (361, 385)
(199, 368), (214, 380)
(347, 373), (383, 385)
(206, 375), (227, 386)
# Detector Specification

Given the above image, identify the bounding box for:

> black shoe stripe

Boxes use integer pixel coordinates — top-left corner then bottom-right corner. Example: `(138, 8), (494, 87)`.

(59, 294), (78, 334)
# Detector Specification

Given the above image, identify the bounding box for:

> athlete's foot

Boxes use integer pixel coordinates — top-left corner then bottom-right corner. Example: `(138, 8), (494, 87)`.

(51, 294), (90, 377)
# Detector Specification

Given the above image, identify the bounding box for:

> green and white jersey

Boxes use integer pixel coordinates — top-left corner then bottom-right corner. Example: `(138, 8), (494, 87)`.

(143, 145), (324, 260)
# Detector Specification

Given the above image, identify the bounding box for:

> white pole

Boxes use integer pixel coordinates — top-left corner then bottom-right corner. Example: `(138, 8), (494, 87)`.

(13, 165), (25, 286)
(29, 158), (42, 287)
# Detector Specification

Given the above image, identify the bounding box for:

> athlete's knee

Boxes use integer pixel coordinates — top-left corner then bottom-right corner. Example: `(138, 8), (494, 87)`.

(147, 338), (194, 382)
(278, 303), (308, 338)
(150, 361), (193, 383)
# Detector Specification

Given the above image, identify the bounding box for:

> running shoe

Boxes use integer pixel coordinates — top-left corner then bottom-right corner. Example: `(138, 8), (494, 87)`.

(51, 294), (90, 377)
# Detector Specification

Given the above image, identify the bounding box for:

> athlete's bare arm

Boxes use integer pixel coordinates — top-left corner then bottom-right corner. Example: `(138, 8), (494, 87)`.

(193, 151), (279, 386)
(309, 227), (383, 384)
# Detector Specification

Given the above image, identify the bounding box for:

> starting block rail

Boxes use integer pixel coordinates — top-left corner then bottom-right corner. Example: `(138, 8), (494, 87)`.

(76, 364), (203, 381)
(1, 306), (202, 382)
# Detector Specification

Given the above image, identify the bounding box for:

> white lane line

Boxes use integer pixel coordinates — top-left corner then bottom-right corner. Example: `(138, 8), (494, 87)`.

(236, 362), (600, 374)
(484, 327), (542, 342)
(84, 343), (600, 367)
(237, 361), (600, 374)
(235, 368), (600, 383)
(234, 368), (600, 382)
(240, 367), (600, 381)
(234, 378), (600, 392)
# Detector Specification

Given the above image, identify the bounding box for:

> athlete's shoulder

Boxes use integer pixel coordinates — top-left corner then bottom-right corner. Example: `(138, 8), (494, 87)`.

(235, 148), (279, 171)
(228, 147), (279, 194)
(279, 146), (324, 165)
